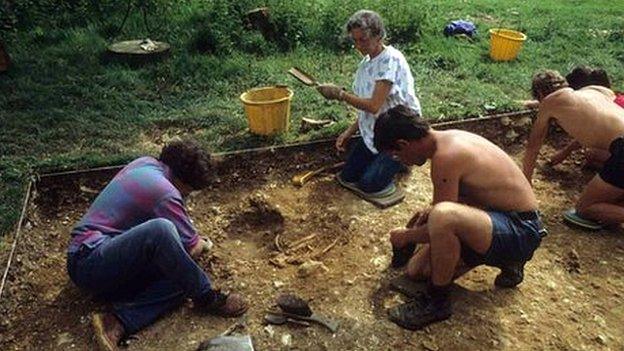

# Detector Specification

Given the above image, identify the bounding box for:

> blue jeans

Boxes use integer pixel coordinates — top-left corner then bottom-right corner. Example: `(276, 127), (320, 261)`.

(340, 139), (403, 193)
(66, 218), (213, 334)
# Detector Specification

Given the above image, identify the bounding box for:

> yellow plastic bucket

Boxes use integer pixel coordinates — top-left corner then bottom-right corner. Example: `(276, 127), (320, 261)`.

(240, 86), (293, 135)
(489, 28), (527, 61)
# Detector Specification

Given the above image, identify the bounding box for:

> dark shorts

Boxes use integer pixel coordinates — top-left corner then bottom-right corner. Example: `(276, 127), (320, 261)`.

(461, 210), (546, 268)
(599, 136), (624, 189)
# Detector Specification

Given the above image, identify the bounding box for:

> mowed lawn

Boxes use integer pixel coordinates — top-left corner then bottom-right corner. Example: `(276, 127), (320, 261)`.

(1, 0), (623, 235)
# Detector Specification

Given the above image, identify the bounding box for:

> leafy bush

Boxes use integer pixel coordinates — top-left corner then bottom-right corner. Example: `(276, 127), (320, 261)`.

(1, 0), (94, 30)
(3, 0), (437, 53)
(0, 0), (178, 32)
(187, 1), (238, 55)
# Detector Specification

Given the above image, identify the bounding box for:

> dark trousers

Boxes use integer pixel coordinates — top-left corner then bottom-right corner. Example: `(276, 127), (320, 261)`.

(67, 218), (213, 334)
(340, 139), (402, 193)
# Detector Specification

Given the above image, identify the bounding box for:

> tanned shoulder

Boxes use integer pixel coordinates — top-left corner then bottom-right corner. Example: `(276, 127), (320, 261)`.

(541, 88), (574, 109)
(580, 85), (616, 99)
(431, 135), (467, 175)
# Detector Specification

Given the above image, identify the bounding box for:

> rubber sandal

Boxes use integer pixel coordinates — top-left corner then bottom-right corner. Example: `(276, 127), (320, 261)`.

(563, 209), (603, 231)
(336, 174), (396, 198)
(336, 174), (405, 208)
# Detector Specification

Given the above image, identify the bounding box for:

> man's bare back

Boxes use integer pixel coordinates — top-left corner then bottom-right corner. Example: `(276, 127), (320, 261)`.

(541, 86), (624, 149)
(431, 130), (537, 212)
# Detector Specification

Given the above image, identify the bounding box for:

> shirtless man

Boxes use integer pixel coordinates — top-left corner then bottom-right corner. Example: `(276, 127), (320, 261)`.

(542, 67), (624, 168)
(374, 105), (546, 330)
(523, 70), (624, 226)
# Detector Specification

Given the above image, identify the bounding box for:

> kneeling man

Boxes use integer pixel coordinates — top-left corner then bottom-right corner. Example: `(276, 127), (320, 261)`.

(374, 105), (546, 330)
(67, 139), (247, 351)
(524, 70), (624, 228)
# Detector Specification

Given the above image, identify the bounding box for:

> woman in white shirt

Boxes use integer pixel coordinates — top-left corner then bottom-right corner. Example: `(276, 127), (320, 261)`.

(317, 10), (422, 195)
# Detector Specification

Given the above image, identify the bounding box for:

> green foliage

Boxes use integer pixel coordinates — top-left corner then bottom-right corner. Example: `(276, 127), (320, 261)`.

(0, 0), (181, 31)
(185, 0), (245, 55)
(1, 0), (97, 30)
(0, 160), (29, 235)
(374, 0), (433, 45)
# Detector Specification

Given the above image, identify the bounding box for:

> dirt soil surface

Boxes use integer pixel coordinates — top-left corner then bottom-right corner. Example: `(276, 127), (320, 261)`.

(1, 118), (624, 351)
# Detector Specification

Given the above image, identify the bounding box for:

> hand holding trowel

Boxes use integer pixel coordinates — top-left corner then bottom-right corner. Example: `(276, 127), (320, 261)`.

(288, 67), (346, 188)
(288, 67), (319, 87)
(288, 67), (345, 100)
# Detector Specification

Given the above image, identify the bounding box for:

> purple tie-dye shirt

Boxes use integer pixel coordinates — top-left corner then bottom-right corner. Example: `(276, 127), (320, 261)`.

(68, 156), (199, 253)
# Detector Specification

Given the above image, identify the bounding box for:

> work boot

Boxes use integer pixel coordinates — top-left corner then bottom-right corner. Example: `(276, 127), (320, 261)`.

(494, 261), (525, 288)
(388, 290), (452, 330)
(197, 290), (248, 317)
(391, 243), (416, 268)
(91, 312), (125, 351)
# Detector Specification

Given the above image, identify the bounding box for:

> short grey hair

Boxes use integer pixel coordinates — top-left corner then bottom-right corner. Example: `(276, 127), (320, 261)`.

(345, 10), (386, 40)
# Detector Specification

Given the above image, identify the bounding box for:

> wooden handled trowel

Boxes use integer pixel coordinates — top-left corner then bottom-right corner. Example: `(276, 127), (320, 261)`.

(288, 67), (319, 87)
(292, 161), (345, 187)
(268, 293), (340, 333)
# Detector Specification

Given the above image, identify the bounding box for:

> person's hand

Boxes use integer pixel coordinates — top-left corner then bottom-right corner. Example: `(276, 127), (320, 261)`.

(549, 150), (568, 167)
(335, 130), (351, 152)
(389, 227), (412, 249)
(190, 237), (213, 259)
(317, 83), (344, 101)
(406, 207), (431, 228)
(516, 99), (540, 109)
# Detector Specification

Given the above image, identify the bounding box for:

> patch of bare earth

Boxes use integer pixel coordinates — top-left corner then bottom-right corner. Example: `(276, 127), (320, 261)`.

(1, 120), (623, 350)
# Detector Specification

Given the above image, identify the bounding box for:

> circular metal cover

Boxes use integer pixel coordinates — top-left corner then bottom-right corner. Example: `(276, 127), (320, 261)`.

(107, 39), (170, 55)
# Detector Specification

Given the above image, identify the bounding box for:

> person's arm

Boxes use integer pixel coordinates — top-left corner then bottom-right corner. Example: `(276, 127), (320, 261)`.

(549, 140), (581, 166)
(517, 99), (540, 109)
(336, 120), (359, 152)
(341, 80), (392, 114)
(154, 196), (200, 253)
(389, 222), (430, 247)
(522, 109), (551, 182)
(317, 80), (392, 114)
(430, 153), (461, 204)
(393, 154), (462, 245)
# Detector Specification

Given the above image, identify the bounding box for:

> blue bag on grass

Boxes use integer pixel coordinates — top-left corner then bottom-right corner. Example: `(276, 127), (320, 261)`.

(444, 20), (477, 37)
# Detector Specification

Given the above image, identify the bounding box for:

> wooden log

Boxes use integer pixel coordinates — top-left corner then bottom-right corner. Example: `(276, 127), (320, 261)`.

(246, 7), (277, 42)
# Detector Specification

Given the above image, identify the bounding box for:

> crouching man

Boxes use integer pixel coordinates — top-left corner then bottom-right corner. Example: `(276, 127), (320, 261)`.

(66, 139), (247, 351)
(523, 70), (624, 228)
(374, 105), (546, 330)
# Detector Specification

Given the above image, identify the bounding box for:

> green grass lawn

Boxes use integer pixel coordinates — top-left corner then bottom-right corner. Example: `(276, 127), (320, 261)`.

(1, 0), (623, 236)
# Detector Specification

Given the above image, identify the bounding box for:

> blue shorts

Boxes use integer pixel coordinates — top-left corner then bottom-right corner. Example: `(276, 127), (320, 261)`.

(461, 210), (546, 268)
(599, 136), (624, 189)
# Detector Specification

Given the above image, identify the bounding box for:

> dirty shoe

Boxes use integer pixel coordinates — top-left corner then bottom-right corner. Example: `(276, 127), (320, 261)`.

(91, 312), (124, 351)
(388, 294), (452, 330)
(495, 261), (525, 288)
(200, 291), (248, 317)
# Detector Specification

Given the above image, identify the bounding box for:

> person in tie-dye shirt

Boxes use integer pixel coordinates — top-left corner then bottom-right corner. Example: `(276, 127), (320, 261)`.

(317, 10), (422, 196)
(67, 139), (247, 351)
